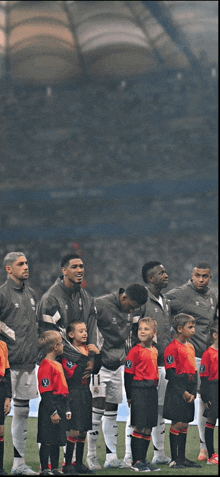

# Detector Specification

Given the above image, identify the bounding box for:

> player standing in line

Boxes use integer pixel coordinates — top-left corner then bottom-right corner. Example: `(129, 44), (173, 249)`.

(37, 253), (97, 347)
(165, 261), (217, 461)
(0, 322), (12, 476)
(37, 330), (71, 475)
(124, 261), (171, 467)
(163, 313), (202, 469)
(200, 320), (219, 465)
(86, 284), (148, 471)
(124, 318), (161, 472)
(0, 252), (38, 475)
(62, 321), (101, 475)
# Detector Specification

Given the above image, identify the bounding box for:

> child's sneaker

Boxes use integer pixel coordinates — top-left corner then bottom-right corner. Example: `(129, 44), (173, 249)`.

(198, 449), (208, 461)
(169, 461), (185, 469)
(74, 463), (95, 474)
(130, 461), (151, 472)
(178, 458), (202, 468)
(207, 453), (219, 465)
(144, 460), (161, 471)
(104, 458), (128, 468)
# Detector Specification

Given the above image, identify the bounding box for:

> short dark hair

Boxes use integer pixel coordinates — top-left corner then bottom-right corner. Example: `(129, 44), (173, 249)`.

(208, 320), (218, 345)
(66, 320), (86, 336)
(172, 313), (196, 332)
(194, 262), (211, 271)
(39, 330), (61, 353)
(139, 317), (158, 333)
(125, 284), (148, 306)
(142, 261), (162, 284)
(61, 253), (81, 269)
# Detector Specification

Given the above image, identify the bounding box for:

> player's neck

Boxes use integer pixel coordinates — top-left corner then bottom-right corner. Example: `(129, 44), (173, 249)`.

(147, 283), (161, 299)
(140, 340), (153, 349)
(45, 350), (57, 361)
(211, 342), (218, 350)
(176, 335), (188, 346)
(73, 340), (87, 355)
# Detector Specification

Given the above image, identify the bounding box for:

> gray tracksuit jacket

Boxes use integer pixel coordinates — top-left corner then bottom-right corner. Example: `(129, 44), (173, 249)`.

(0, 277), (38, 369)
(131, 289), (172, 366)
(37, 276), (97, 345)
(95, 289), (133, 371)
(165, 279), (217, 358)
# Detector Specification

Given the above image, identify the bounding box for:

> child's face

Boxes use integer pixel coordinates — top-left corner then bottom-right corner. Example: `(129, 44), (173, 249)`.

(70, 323), (88, 344)
(55, 337), (64, 356)
(138, 322), (156, 343)
(179, 321), (195, 340)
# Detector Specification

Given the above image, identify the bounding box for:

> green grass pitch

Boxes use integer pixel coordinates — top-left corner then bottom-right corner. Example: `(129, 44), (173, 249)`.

(4, 418), (218, 475)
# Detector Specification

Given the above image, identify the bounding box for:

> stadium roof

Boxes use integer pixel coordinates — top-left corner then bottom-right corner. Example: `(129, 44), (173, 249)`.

(0, 0), (218, 84)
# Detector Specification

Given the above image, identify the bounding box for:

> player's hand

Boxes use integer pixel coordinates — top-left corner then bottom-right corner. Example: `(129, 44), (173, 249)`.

(66, 412), (72, 420)
(83, 360), (94, 378)
(4, 398), (11, 415)
(51, 413), (61, 424)
(127, 399), (131, 408)
(184, 391), (194, 403)
(88, 344), (100, 354)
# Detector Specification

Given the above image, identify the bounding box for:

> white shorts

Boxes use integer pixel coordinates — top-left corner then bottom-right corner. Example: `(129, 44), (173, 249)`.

(90, 366), (123, 404)
(157, 366), (168, 406)
(11, 367), (39, 400)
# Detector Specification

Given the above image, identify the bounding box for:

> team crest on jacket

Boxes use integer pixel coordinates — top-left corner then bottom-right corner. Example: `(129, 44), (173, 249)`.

(125, 360), (133, 369)
(166, 355), (175, 364)
(67, 360), (75, 369)
(42, 378), (50, 387)
(200, 364), (206, 373)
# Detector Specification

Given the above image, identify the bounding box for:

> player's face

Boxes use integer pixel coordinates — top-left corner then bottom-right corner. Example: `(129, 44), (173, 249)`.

(151, 265), (168, 289)
(5, 256), (29, 285)
(191, 268), (212, 290)
(62, 259), (84, 286)
(120, 295), (139, 313)
(138, 322), (156, 343)
(180, 322), (196, 340)
(72, 323), (88, 344)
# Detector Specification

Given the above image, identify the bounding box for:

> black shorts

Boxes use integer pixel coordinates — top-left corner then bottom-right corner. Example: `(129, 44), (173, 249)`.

(68, 386), (92, 432)
(37, 395), (68, 445)
(0, 382), (6, 425)
(131, 385), (158, 430)
(163, 381), (195, 423)
(203, 381), (218, 420)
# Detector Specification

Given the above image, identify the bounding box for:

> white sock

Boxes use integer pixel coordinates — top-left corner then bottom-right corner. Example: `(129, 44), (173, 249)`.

(87, 408), (104, 458)
(152, 405), (166, 457)
(11, 400), (29, 468)
(102, 410), (118, 461)
(124, 412), (133, 458)
(197, 394), (207, 451)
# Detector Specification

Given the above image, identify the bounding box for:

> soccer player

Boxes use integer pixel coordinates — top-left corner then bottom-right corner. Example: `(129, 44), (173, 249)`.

(200, 320), (218, 465)
(37, 252), (97, 346)
(86, 284), (148, 471)
(0, 252), (38, 475)
(165, 261), (218, 461)
(0, 322), (12, 476)
(37, 330), (71, 475)
(62, 321), (101, 475)
(124, 261), (171, 466)
(163, 313), (202, 469)
(124, 317), (161, 472)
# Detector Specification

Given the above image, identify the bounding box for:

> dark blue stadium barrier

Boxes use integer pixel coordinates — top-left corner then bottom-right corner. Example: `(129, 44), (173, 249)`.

(0, 177), (217, 204)
(0, 216), (217, 241)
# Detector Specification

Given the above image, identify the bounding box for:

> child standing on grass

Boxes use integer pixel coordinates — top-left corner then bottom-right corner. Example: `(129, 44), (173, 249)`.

(200, 319), (218, 465)
(163, 313), (202, 469)
(124, 317), (161, 472)
(0, 322), (12, 476)
(37, 330), (71, 476)
(62, 321), (101, 475)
